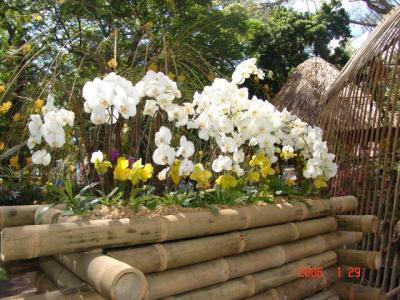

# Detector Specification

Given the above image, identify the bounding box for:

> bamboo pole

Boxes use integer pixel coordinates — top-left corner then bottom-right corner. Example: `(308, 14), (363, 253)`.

(39, 257), (86, 289)
(26, 271), (58, 293)
(0, 259), (38, 277)
(166, 251), (337, 300)
(336, 249), (382, 270)
(0, 205), (44, 229)
(108, 216), (338, 273)
(56, 252), (148, 300)
(0, 196), (358, 261)
(304, 289), (339, 300)
(146, 231), (362, 299)
(246, 267), (338, 300)
(34, 207), (63, 225)
(336, 215), (378, 234)
(333, 281), (387, 300)
(0, 286), (104, 300)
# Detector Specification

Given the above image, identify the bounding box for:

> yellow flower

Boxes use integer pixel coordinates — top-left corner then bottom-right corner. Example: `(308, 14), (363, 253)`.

(114, 157), (131, 181)
(12, 113), (22, 122)
(249, 152), (267, 167)
(32, 14), (42, 22)
(216, 174), (237, 190)
(10, 155), (20, 170)
(107, 58), (118, 69)
(148, 63), (159, 72)
(22, 43), (32, 55)
(190, 163), (212, 189)
(167, 72), (175, 80)
(95, 160), (112, 175)
(0, 85), (5, 93)
(177, 74), (186, 83)
(280, 146), (297, 160)
(285, 178), (296, 187)
(26, 156), (32, 167)
(0, 142), (5, 151)
(34, 98), (44, 112)
(248, 171), (260, 183)
(130, 159), (153, 185)
(260, 163), (275, 177)
(169, 159), (181, 185)
(0, 101), (12, 114)
(314, 176), (328, 189)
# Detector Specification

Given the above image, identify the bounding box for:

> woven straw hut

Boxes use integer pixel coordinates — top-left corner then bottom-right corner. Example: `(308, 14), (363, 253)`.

(318, 5), (400, 294)
(273, 56), (339, 125)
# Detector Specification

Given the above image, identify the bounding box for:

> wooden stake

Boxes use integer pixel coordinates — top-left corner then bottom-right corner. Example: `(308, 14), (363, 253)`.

(0, 196), (358, 261)
(57, 252), (148, 300)
(336, 215), (378, 233)
(336, 249), (382, 270)
(0, 205), (44, 229)
(108, 216), (338, 273)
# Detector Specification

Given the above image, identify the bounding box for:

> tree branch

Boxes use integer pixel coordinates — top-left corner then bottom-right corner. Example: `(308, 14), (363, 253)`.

(349, 19), (377, 27)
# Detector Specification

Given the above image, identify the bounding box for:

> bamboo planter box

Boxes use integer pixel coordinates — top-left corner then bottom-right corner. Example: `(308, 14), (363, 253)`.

(0, 196), (386, 300)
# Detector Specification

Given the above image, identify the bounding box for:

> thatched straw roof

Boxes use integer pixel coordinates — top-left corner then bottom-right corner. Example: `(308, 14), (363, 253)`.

(272, 56), (339, 125)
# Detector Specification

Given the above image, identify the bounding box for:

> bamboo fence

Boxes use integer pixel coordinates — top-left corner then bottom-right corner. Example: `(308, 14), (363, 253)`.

(317, 5), (400, 295)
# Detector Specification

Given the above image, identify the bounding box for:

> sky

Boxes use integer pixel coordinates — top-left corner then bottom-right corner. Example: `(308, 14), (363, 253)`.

(286, 0), (374, 50)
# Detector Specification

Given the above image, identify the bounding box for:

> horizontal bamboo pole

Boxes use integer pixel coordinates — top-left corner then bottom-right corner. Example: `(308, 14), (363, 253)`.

(39, 257), (86, 289)
(333, 281), (387, 300)
(247, 267), (338, 300)
(336, 249), (382, 270)
(336, 215), (378, 234)
(166, 251), (337, 300)
(35, 207), (63, 225)
(0, 286), (104, 300)
(147, 231), (362, 299)
(304, 289), (339, 300)
(108, 216), (338, 273)
(0, 196), (357, 261)
(26, 271), (58, 293)
(0, 205), (44, 229)
(0, 259), (39, 277)
(57, 252), (148, 300)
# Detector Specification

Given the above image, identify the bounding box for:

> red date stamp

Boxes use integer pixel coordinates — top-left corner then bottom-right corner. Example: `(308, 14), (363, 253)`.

(297, 266), (361, 278)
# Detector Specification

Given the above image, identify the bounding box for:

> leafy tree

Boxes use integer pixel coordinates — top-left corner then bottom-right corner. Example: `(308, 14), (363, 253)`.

(249, 0), (351, 96)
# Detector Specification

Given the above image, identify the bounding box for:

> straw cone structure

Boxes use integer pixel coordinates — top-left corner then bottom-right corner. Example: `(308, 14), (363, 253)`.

(273, 57), (339, 125)
(0, 196), (357, 261)
(317, 6), (400, 292)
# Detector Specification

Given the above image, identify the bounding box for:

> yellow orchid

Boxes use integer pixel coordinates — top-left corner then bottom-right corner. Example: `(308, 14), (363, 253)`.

(169, 160), (181, 185)
(285, 178), (296, 187)
(114, 157), (131, 181)
(34, 99), (44, 112)
(139, 163), (153, 182)
(0, 85), (5, 93)
(314, 176), (328, 189)
(130, 159), (154, 185)
(10, 155), (20, 170)
(249, 152), (267, 167)
(190, 163), (212, 189)
(216, 174), (237, 190)
(107, 58), (118, 68)
(0, 101), (12, 114)
(95, 160), (112, 175)
(260, 163), (275, 177)
(248, 171), (260, 183)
